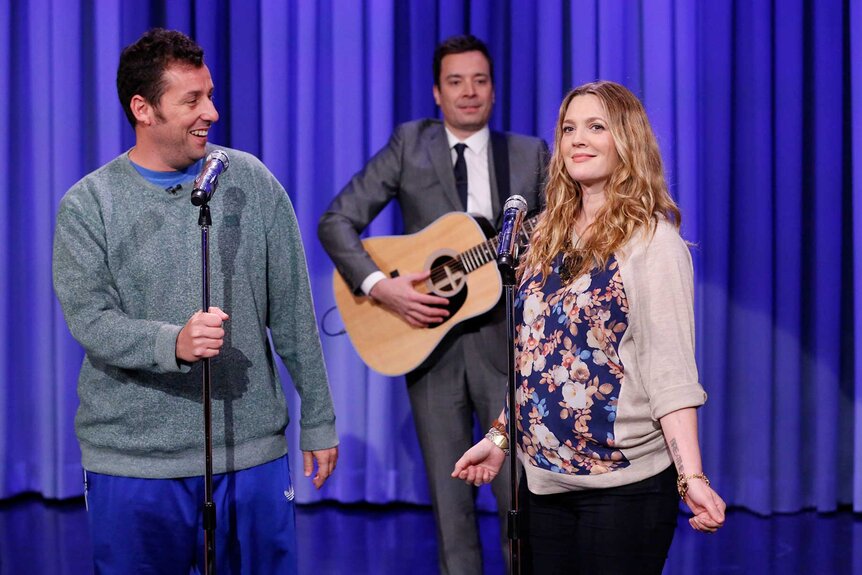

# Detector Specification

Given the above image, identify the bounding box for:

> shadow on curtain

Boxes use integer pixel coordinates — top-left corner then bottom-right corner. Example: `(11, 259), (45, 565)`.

(1, 0), (860, 515)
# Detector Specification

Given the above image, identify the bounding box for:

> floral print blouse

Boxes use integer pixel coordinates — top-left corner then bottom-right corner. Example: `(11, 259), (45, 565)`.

(515, 253), (630, 476)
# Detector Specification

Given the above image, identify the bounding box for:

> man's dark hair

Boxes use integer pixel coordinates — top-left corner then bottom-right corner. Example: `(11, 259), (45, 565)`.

(433, 34), (493, 87)
(116, 28), (205, 127)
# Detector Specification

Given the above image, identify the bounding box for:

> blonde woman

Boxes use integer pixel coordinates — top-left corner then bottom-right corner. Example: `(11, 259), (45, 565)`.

(453, 81), (725, 574)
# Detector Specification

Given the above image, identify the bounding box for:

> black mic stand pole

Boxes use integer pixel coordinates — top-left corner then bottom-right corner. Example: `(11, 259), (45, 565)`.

(498, 249), (521, 575)
(197, 202), (217, 575)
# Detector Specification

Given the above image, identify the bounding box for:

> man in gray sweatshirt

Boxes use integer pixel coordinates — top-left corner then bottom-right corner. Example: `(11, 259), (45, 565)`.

(52, 28), (337, 574)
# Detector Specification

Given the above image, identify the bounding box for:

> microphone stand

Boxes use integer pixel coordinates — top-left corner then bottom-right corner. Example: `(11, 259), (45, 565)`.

(498, 250), (520, 575)
(197, 202), (217, 575)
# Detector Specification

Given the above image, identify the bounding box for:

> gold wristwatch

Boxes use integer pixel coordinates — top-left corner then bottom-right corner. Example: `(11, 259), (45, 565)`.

(485, 420), (510, 455)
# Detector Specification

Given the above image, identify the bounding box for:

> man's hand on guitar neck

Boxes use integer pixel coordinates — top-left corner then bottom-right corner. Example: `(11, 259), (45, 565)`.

(369, 271), (451, 328)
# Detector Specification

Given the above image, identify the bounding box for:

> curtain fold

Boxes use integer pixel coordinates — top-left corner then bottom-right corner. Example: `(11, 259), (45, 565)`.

(1, 0), (859, 514)
(771, 0), (804, 513)
(0, 0), (9, 496)
(852, 0), (862, 512)
(811, 0), (845, 512)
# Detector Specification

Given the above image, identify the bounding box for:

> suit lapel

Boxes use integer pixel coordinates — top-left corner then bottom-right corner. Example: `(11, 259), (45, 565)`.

(490, 131), (511, 228)
(428, 126), (464, 211)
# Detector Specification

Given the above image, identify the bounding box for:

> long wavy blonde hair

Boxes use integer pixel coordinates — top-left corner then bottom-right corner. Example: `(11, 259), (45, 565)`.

(521, 81), (681, 283)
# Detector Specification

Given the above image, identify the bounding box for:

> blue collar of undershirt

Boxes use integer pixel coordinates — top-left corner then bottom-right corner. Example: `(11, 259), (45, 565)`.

(130, 158), (203, 191)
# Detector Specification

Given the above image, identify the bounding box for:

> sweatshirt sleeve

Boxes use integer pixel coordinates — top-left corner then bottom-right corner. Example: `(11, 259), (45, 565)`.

(629, 223), (706, 420)
(52, 185), (188, 374)
(263, 174), (338, 452)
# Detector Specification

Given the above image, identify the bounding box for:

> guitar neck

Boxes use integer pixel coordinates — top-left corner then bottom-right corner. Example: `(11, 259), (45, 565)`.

(458, 214), (539, 273)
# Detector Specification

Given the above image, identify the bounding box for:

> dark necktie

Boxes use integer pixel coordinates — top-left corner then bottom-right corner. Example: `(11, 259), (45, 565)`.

(453, 143), (468, 210)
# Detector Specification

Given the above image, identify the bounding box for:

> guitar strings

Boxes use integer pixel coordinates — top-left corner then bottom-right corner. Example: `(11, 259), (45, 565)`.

(425, 218), (537, 287)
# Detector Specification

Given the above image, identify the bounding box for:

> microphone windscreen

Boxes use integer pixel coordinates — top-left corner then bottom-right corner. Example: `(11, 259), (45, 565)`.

(504, 194), (527, 213)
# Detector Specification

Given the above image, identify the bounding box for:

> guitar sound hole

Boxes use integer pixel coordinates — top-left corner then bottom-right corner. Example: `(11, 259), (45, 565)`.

(426, 255), (467, 329)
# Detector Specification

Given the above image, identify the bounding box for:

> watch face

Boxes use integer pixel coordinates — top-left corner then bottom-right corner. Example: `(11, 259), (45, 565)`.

(485, 429), (509, 454)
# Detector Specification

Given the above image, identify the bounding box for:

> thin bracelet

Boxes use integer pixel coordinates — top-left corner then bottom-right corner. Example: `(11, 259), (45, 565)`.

(676, 472), (710, 500)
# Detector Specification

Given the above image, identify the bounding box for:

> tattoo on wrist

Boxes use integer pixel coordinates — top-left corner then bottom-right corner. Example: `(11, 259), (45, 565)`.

(670, 438), (684, 473)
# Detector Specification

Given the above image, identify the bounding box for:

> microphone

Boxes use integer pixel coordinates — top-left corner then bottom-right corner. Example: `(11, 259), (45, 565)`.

(190, 150), (230, 206)
(496, 194), (528, 275)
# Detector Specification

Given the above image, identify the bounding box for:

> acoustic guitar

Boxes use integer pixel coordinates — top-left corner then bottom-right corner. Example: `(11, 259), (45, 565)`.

(332, 211), (538, 376)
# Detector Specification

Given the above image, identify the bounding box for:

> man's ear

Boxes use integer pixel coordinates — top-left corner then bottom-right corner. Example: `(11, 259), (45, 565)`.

(432, 85), (441, 107)
(130, 94), (153, 126)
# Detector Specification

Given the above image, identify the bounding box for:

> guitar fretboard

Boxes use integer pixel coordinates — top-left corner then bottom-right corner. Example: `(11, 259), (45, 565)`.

(433, 214), (539, 280)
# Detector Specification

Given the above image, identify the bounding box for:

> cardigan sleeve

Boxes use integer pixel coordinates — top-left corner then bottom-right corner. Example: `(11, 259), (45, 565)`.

(625, 222), (706, 420)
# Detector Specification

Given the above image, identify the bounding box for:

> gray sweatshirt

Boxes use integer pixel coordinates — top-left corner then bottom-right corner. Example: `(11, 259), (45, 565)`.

(53, 147), (337, 478)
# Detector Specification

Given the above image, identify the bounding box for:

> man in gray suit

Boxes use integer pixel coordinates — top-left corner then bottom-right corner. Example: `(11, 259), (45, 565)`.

(318, 35), (547, 575)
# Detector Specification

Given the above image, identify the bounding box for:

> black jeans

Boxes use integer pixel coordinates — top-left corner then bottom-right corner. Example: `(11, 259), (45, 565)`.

(520, 465), (679, 575)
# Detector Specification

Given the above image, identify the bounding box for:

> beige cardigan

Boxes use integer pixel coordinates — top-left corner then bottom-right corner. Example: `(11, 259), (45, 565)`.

(520, 219), (706, 494)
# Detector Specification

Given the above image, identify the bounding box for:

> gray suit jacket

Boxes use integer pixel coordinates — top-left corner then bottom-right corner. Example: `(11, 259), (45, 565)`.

(318, 118), (548, 374)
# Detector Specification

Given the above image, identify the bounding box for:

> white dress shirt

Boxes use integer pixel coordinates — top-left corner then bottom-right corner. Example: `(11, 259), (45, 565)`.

(445, 126), (493, 222)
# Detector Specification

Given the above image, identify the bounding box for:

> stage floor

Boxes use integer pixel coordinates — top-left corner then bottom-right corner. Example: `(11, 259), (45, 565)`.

(0, 495), (859, 574)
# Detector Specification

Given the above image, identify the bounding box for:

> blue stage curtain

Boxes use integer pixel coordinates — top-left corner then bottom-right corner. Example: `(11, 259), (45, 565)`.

(1, 0), (861, 515)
